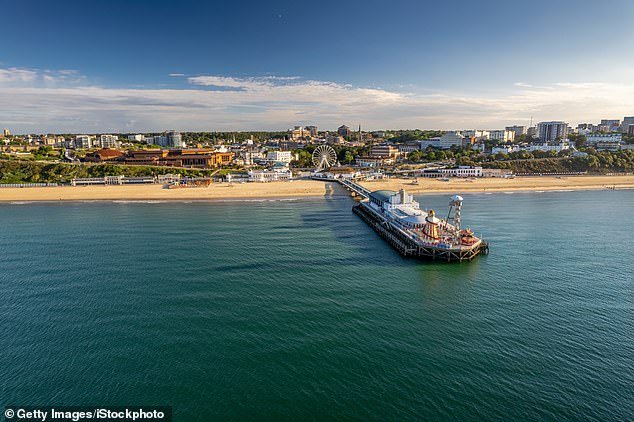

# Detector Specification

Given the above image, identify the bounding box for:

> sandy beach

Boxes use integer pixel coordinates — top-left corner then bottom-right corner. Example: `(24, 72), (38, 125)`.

(0, 175), (632, 202)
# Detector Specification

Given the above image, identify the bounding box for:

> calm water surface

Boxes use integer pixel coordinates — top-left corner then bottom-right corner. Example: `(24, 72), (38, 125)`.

(0, 190), (632, 420)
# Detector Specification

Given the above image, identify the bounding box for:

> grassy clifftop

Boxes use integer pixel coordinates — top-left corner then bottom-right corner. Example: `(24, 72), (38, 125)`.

(0, 160), (216, 184)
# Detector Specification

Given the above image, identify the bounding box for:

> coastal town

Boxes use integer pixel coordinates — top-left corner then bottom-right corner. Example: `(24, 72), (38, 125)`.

(0, 117), (633, 193)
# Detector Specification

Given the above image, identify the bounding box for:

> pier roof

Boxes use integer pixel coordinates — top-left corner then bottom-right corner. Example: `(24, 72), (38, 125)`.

(370, 190), (397, 203)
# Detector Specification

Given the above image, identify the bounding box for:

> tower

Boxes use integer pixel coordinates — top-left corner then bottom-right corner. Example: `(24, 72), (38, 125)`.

(447, 195), (463, 231)
(422, 210), (441, 241)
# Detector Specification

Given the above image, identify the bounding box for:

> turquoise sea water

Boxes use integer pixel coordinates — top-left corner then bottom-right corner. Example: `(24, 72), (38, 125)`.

(0, 190), (632, 420)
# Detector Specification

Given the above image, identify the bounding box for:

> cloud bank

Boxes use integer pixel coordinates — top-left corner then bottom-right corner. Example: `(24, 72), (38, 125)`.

(0, 66), (633, 133)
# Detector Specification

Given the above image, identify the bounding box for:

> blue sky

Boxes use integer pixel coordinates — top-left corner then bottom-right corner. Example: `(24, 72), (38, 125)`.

(1, 0), (633, 132)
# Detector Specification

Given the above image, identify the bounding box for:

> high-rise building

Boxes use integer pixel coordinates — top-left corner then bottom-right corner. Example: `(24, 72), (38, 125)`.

(621, 117), (634, 133)
(600, 119), (620, 132)
(74, 135), (92, 148)
(165, 131), (183, 148)
(537, 121), (568, 142)
(2, 128), (10, 136)
(337, 125), (351, 137)
(505, 125), (527, 136)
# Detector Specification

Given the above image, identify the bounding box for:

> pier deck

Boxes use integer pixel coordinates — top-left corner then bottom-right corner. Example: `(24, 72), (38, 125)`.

(353, 203), (488, 262)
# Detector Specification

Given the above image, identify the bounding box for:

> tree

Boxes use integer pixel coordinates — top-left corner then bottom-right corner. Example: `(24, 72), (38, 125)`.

(568, 133), (586, 148)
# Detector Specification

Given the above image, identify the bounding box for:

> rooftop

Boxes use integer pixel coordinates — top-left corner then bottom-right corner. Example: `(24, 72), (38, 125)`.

(370, 190), (397, 203)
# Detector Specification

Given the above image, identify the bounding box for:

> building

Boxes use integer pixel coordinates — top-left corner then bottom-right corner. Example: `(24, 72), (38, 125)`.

(337, 125), (351, 137)
(326, 134), (345, 144)
(489, 130), (515, 143)
(143, 131), (183, 148)
(370, 144), (399, 158)
(125, 149), (233, 168)
(165, 131), (183, 148)
(438, 131), (465, 149)
(74, 135), (92, 148)
(586, 133), (622, 145)
(600, 119), (621, 132)
(492, 144), (520, 155)
(241, 149), (265, 165)
(527, 127), (538, 137)
(96, 134), (121, 149)
(290, 126), (309, 140)
(128, 134), (145, 142)
(356, 156), (395, 167)
(397, 144), (420, 154)
(266, 150), (293, 164)
(595, 141), (623, 151)
(537, 121), (568, 142)
(278, 140), (300, 150)
(461, 130), (489, 140)
(248, 167), (292, 182)
(526, 141), (570, 153)
(482, 168), (513, 178)
(505, 125), (527, 136)
(621, 117), (634, 133)
(419, 138), (441, 149)
(439, 166), (483, 178)
(305, 126), (318, 137)
(2, 128), (10, 137)
(86, 148), (125, 162)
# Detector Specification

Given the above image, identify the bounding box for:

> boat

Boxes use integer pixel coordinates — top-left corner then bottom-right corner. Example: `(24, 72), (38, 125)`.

(352, 189), (488, 262)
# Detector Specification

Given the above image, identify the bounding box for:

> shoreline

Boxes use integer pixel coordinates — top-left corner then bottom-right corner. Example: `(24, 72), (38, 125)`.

(0, 175), (632, 202)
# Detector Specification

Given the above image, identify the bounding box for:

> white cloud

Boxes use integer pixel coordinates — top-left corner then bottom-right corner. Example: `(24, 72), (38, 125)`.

(0, 66), (633, 133)
(0, 67), (38, 83)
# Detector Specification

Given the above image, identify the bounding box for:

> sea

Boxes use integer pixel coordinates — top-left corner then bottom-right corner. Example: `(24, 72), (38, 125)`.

(0, 190), (632, 421)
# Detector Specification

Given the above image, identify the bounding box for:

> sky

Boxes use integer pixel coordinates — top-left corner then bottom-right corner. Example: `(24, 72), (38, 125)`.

(1, 0), (633, 133)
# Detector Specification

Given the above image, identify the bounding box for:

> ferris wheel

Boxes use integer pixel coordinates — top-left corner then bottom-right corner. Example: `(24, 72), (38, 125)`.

(312, 145), (338, 170)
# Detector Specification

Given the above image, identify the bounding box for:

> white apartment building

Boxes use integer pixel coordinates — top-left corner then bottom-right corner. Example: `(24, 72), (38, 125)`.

(128, 134), (145, 142)
(266, 150), (293, 163)
(492, 145), (520, 154)
(96, 134), (121, 148)
(526, 142), (570, 153)
(74, 135), (92, 148)
(586, 133), (622, 145)
(489, 130), (515, 142)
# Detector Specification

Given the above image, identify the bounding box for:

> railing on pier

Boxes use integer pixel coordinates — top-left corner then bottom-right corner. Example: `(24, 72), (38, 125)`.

(339, 179), (371, 199)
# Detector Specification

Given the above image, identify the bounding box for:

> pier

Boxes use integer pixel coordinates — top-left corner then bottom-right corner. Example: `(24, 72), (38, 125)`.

(338, 178), (371, 198)
(315, 174), (488, 262)
(352, 202), (488, 262)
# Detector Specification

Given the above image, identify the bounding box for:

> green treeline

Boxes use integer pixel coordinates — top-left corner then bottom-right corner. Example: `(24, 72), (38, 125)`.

(482, 150), (634, 173)
(0, 161), (216, 184)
